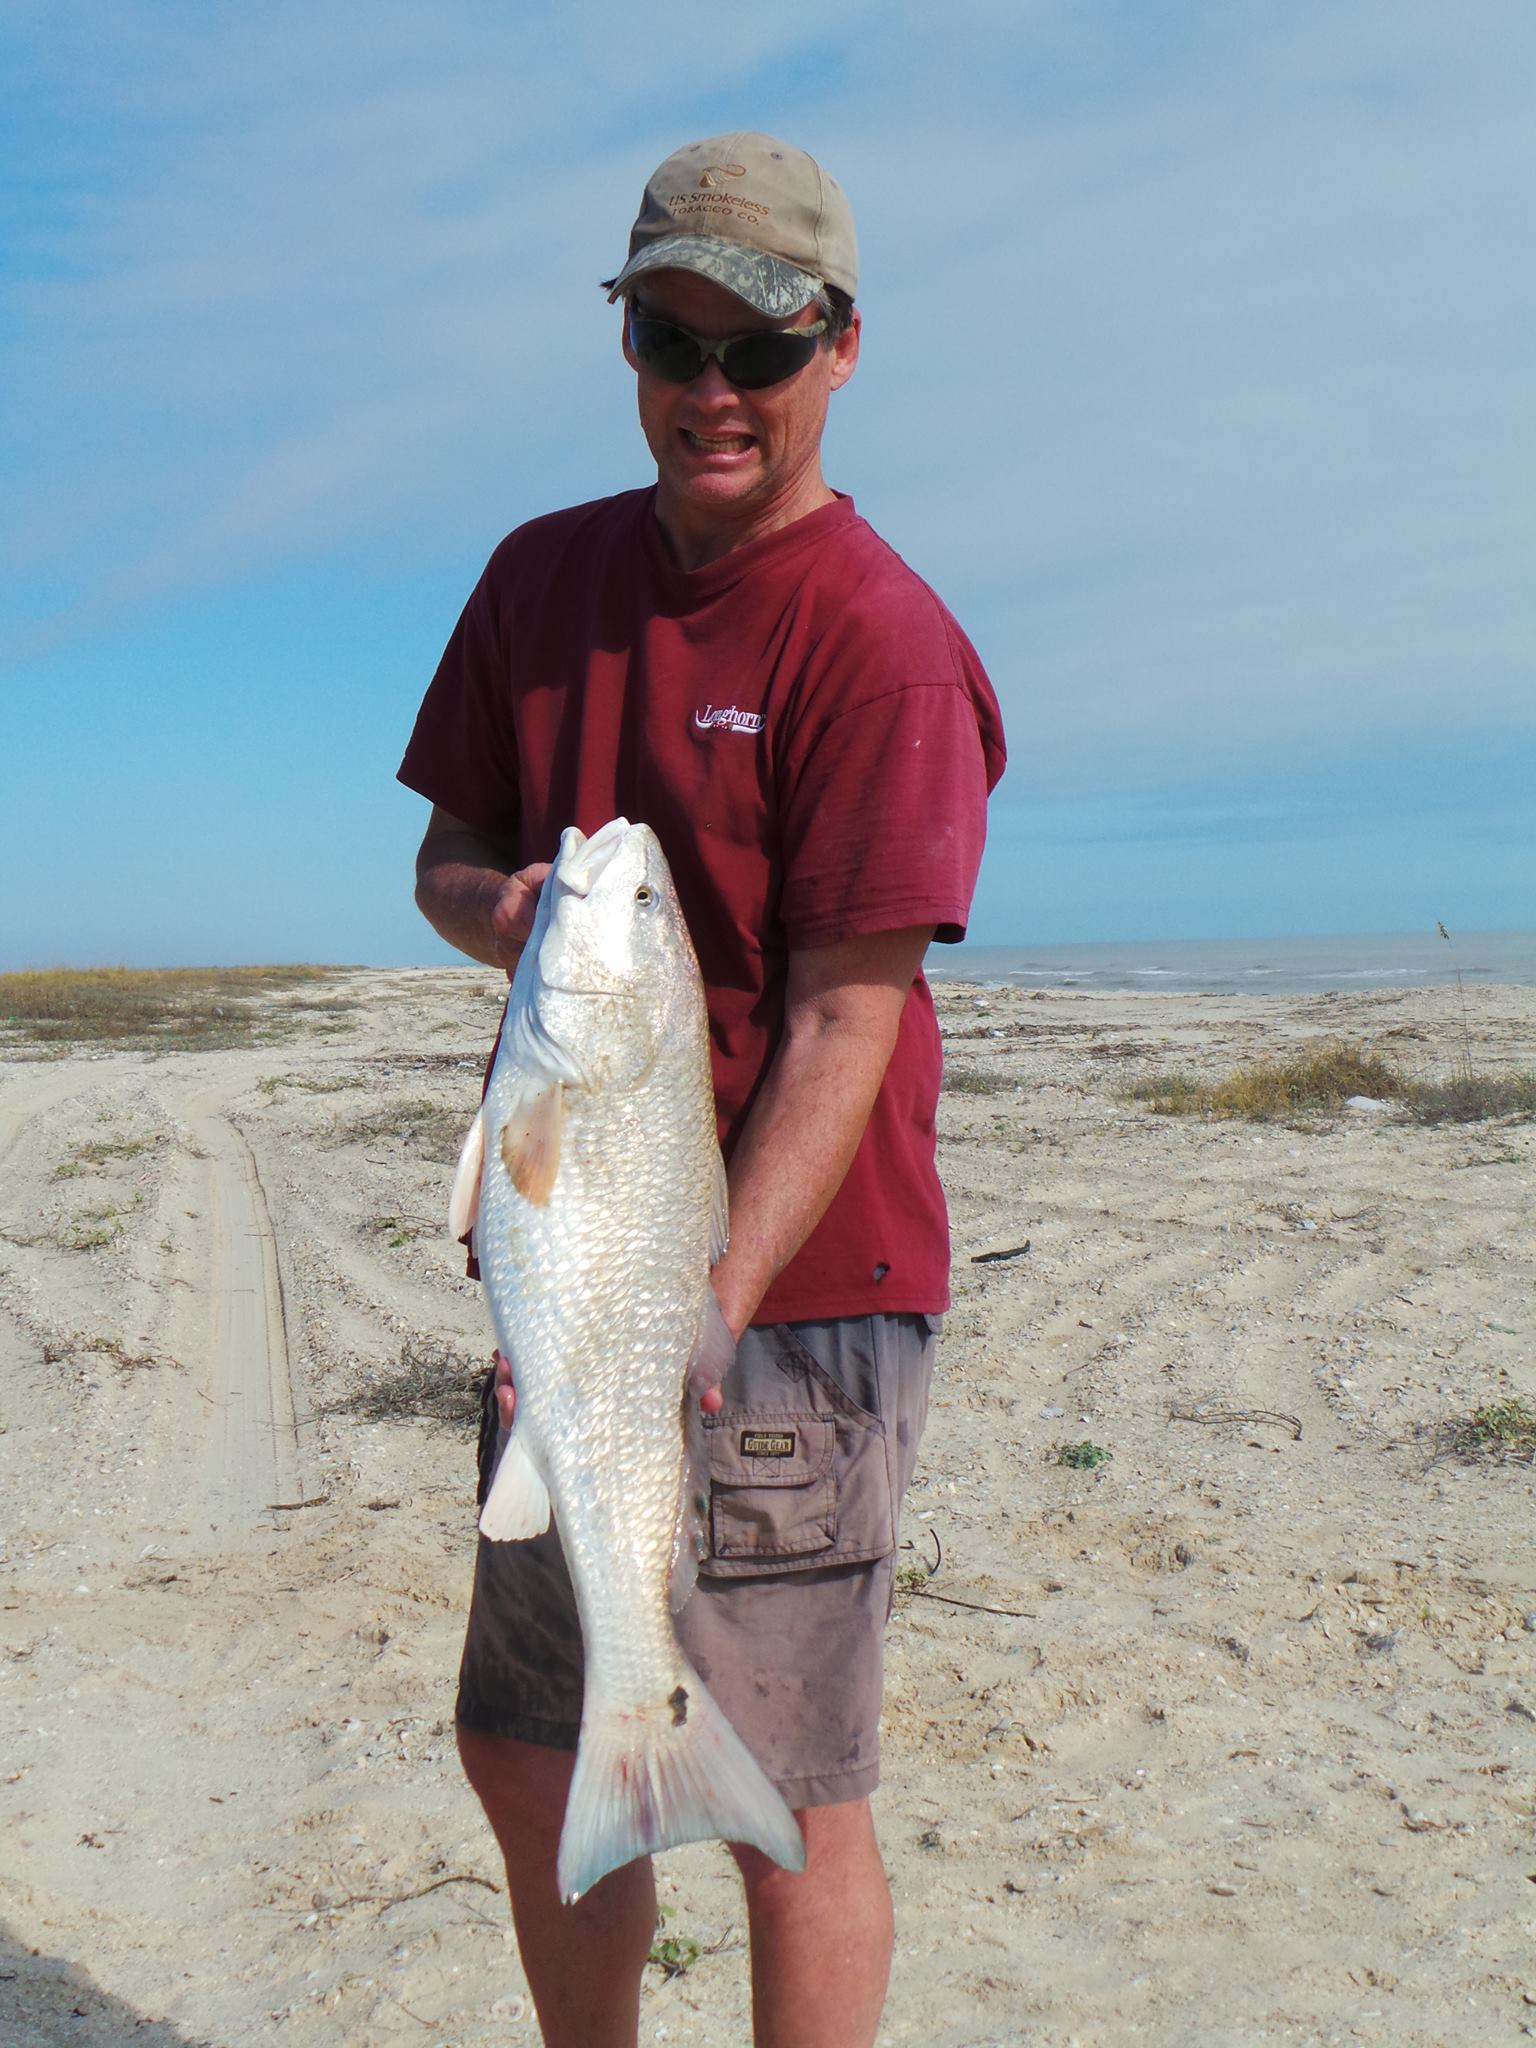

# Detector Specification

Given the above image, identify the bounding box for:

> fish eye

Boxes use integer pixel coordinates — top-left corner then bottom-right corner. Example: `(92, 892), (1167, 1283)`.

(635, 885), (654, 904)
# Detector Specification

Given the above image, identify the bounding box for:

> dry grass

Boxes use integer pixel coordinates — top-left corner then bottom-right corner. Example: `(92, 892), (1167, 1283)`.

(332, 1336), (487, 1428)
(332, 1096), (470, 1163)
(943, 1066), (1014, 1096)
(57, 1204), (132, 1251)
(52, 1135), (156, 1179)
(1124, 1041), (1535, 1126)
(1125, 1043), (1401, 1121)
(76, 1334), (172, 1374)
(1401, 1072), (1536, 1124)
(0, 966), (355, 1051)
(257, 1071), (368, 1097)
(362, 1212), (435, 1248)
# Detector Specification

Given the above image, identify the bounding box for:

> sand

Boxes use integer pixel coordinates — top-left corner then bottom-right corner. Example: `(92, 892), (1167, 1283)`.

(1, 970), (1532, 2047)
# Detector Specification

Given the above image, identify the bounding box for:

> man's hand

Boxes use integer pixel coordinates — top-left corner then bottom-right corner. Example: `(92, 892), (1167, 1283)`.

(488, 862), (552, 972)
(414, 805), (550, 973)
(690, 1284), (734, 1415)
(493, 1350), (516, 1430)
(493, 1302), (727, 1429)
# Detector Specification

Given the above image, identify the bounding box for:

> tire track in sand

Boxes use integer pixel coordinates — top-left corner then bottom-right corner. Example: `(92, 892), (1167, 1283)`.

(0, 1066), (92, 1170)
(186, 1090), (302, 1530)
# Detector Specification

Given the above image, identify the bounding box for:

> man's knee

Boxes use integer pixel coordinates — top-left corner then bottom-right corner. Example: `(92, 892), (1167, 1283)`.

(457, 1723), (573, 1860)
(731, 1795), (881, 1899)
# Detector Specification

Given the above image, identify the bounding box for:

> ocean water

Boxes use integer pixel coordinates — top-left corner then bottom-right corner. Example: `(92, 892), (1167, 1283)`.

(933, 929), (1536, 997)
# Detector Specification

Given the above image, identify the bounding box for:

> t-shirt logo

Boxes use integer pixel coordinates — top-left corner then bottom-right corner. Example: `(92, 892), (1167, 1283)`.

(693, 704), (764, 735)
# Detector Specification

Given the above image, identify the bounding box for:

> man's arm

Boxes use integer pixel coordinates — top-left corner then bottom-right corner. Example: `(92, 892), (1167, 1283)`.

(708, 924), (936, 1339)
(414, 804), (549, 971)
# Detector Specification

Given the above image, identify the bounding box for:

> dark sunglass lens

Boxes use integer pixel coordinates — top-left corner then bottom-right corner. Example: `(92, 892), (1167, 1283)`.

(630, 312), (821, 389)
(631, 316), (704, 384)
(723, 331), (819, 390)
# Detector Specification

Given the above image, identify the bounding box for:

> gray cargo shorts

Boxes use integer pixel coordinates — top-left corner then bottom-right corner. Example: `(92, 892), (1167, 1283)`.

(455, 1312), (937, 1809)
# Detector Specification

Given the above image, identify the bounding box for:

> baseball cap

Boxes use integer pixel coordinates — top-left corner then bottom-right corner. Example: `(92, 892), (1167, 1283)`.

(602, 131), (859, 318)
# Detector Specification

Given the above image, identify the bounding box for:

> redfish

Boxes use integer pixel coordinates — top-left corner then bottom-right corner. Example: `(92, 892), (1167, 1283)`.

(450, 818), (804, 1902)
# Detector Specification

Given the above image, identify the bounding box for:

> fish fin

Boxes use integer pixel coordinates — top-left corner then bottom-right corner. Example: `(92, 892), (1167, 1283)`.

(498, 1080), (565, 1206)
(669, 1390), (710, 1611)
(557, 1669), (805, 1903)
(478, 1429), (552, 1542)
(686, 1287), (736, 1405)
(708, 1149), (729, 1265)
(447, 1110), (485, 1242)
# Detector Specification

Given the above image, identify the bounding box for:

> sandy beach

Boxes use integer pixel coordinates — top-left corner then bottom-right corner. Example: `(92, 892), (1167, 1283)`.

(1, 969), (1532, 2048)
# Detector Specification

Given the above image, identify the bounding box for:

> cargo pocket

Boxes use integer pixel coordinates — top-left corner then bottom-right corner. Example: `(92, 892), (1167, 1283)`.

(698, 1325), (895, 1579)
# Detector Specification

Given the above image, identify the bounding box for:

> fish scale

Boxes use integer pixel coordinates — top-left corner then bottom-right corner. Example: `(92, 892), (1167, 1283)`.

(449, 816), (806, 1902)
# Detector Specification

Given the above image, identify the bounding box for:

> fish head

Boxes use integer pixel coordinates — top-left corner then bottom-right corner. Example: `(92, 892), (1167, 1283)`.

(534, 820), (704, 1065)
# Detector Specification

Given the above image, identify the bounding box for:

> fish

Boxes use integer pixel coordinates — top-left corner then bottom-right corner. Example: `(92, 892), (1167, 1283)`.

(448, 817), (806, 1903)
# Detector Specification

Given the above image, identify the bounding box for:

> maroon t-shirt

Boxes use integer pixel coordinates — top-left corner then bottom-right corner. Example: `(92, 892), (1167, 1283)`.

(399, 488), (1005, 1323)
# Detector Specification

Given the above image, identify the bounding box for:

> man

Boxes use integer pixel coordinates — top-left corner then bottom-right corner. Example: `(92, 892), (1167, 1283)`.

(400, 132), (1005, 2048)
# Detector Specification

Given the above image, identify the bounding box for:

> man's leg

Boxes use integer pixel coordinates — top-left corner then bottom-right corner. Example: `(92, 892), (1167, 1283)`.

(731, 1797), (893, 2048)
(457, 1725), (656, 2048)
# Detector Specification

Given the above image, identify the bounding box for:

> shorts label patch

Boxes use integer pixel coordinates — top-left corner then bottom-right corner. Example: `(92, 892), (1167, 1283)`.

(740, 1429), (796, 1459)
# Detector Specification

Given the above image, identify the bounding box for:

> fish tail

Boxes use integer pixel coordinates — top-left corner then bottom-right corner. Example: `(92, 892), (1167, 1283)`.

(556, 1670), (806, 1903)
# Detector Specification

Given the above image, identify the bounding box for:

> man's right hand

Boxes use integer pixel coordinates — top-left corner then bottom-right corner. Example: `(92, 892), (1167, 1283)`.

(414, 807), (554, 972)
(489, 863), (552, 973)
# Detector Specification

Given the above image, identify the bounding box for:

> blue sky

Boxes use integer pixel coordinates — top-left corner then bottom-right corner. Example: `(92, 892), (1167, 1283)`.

(3, 0), (1531, 966)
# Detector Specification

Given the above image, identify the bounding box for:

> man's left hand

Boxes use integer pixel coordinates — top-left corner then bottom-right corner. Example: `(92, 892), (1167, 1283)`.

(492, 1320), (727, 1427)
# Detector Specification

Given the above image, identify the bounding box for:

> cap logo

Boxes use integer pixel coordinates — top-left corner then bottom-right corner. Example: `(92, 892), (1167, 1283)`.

(697, 162), (746, 190)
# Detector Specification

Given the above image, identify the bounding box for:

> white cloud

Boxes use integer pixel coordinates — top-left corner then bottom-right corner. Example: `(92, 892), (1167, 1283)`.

(4, 0), (1532, 804)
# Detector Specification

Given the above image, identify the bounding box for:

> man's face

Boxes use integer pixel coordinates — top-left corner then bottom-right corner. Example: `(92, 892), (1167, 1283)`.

(621, 269), (860, 558)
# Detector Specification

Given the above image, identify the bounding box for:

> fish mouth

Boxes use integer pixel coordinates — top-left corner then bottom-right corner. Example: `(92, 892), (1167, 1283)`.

(555, 818), (633, 897)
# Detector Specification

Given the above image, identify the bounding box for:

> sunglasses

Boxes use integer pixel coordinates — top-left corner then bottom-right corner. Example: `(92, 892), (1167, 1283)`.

(627, 308), (828, 391)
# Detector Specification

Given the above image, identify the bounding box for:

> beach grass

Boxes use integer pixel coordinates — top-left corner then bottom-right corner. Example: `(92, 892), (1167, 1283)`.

(1401, 1071), (1536, 1123)
(52, 1135), (156, 1178)
(1124, 1041), (1535, 1125)
(1440, 1397), (1536, 1465)
(0, 965), (354, 1051)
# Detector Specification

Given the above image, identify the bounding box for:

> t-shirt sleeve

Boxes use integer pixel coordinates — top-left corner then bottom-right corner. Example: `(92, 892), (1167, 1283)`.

(397, 543), (521, 835)
(777, 598), (1002, 950)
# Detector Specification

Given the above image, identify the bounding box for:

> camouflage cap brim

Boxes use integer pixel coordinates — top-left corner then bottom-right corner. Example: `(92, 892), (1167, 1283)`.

(601, 233), (823, 318)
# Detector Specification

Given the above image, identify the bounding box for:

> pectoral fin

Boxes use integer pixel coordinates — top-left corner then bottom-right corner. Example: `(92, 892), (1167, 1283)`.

(479, 1430), (553, 1542)
(448, 1110), (485, 1242)
(499, 1080), (565, 1206)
